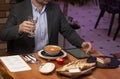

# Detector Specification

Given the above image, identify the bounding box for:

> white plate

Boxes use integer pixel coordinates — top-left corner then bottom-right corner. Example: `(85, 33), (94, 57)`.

(39, 62), (55, 74)
(38, 49), (67, 60)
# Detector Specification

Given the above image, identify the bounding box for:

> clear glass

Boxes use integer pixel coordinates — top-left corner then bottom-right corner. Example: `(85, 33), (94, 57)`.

(27, 16), (38, 38)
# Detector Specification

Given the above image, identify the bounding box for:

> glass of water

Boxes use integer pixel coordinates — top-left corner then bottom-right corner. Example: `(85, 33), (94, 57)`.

(27, 16), (38, 38)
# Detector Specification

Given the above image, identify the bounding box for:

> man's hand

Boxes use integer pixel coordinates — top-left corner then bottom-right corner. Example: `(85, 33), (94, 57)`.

(19, 21), (35, 35)
(81, 42), (92, 53)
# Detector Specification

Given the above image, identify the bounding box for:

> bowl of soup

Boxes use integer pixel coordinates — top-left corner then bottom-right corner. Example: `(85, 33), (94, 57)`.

(44, 45), (61, 56)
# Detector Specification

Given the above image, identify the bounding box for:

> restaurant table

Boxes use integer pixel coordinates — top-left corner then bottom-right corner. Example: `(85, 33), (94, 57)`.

(0, 49), (120, 79)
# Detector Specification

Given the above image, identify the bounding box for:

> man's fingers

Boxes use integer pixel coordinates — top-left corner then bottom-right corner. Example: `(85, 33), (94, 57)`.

(19, 21), (35, 34)
(82, 42), (92, 53)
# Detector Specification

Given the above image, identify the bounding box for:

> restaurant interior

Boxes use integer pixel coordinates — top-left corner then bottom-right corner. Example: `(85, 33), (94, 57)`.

(0, 0), (120, 79)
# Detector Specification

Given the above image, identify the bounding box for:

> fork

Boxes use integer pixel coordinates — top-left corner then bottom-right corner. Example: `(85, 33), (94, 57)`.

(23, 55), (39, 64)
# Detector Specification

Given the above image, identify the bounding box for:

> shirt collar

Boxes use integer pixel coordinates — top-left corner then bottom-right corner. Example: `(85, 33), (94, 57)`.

(31, 2), (46, 14)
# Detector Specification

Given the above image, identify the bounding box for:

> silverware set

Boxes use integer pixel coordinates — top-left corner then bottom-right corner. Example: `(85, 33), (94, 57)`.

(23, 55), (39, 64)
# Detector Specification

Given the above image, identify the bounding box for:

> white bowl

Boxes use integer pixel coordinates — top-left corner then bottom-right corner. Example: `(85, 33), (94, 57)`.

(39, 62), (55, 74)
(44, 45), (61, 56)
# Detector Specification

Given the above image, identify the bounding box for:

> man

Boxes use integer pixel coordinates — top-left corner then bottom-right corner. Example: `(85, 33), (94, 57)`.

(0, 0), (92, 55)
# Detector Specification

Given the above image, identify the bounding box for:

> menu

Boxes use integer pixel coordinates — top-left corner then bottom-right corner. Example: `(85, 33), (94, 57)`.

(0, 55), (31, 72)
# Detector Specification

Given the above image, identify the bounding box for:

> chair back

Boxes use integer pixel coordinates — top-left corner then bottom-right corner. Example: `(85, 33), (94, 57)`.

(99, 0), (120, 13)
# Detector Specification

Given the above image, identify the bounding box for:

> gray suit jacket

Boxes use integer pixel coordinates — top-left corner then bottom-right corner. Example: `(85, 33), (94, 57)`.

(0, 0), (84, 55)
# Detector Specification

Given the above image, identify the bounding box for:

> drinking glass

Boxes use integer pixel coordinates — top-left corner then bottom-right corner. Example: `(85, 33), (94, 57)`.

(27, 16), (38, 38)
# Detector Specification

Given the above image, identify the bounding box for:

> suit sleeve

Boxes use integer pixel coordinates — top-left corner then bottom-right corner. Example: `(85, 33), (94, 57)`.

(57, 5), (85, 48)
(0, 6), (21, 41)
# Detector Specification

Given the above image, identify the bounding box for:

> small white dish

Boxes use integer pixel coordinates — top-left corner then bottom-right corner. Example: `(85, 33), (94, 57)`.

(39, 62), (55, 74)
(38, 49), (67, 60)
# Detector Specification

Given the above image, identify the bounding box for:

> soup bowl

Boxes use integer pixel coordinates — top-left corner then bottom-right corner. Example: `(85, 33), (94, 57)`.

(44, 45), (61, 56)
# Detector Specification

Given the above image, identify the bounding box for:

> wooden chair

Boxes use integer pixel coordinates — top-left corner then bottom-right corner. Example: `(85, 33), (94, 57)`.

(94, 0), (120, 38)
(0, 41), (8, 56)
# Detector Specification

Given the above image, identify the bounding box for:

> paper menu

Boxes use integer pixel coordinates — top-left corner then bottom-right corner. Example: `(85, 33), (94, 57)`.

(0, 55), (31, 72)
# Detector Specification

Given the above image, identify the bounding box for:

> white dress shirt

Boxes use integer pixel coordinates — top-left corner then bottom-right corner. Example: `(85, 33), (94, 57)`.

(32, 3), (48, 52)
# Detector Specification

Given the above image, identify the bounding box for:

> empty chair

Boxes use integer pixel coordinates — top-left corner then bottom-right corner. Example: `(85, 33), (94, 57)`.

(94, 0), (120, 37)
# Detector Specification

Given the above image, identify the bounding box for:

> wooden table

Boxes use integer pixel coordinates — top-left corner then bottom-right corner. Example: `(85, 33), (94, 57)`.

(1, 49), (120, 79)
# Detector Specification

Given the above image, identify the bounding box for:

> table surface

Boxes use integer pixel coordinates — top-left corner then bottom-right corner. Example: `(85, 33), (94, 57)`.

(1, 49), (120, 79)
